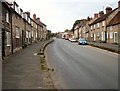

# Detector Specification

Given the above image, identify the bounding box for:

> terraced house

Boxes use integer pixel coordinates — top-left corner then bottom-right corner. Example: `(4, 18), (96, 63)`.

(89, 2), (119, 43)
(1, 2), (12, 59)
(106, 1), (120, 44)
(0, 1), (48, 60)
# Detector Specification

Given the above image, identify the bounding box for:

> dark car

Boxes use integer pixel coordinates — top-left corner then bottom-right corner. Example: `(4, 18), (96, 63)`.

(78, 38), (87, 45)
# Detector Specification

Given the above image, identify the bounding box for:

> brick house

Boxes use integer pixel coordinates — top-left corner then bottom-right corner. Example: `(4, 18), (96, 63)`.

(32, 14), (39, 42)
(89, 6), (118, 43)
(73, 19), (87, 39)
(106, 12), (120, 44)
(36, 17), (43, 41)
(23, 12), (32, 45)
(2, 2), (12, 59)
(10, 2), (25, 53)
(106, 1), (120, 44)
(42, 23), (47, 40)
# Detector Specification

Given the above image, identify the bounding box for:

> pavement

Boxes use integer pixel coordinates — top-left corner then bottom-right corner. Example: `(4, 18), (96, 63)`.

(87, 42), (119, 53)
(2, 40), (54, 89)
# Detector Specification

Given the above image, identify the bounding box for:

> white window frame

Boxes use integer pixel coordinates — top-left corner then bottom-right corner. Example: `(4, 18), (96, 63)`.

(102, 21), (105, 26)
(26, 31), (29, 38)
(16, 27), (20, 38)
(97, 23), (100, 28)
(107, 32), (109, 39)
(91, 26), (93, 30)
(110, 26), (112, 31)
(91, 34), (93, 37)
(29, 32), (31, 38)
(6, 11), (9, 23)
(110, 32), (113, 39)
(6, 32), (11, 46)
(97, 32), (100, 37)
(94, 24), (95, 29)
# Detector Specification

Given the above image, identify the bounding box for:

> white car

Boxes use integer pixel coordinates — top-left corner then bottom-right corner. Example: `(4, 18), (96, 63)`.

(69, 38), (77, 42)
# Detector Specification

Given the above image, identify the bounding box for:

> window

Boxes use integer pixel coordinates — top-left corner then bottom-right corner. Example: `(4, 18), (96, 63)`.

(110, 26), (112, 31)
(110, 32), (113, 39)
(107, 32), (109, 39)
(6, 32), (10, 46)
(31, 21), (33, 26)
(94, 24), (95, 29)
(16, 27), (20, 38)
(26, 31), (29, 38)
(91, 26), (93, 30)
(102, 21), (105, 26)
(5, 11), (9, 23)
(97, 23), (100, 28)
(97, 32), (100, 37)
(32, 31), (34, 37)
(91, 34), (93, 37)
(29, 32), (31, 38)
(36, 24), (37, 29)
(36, 31), (37, 38)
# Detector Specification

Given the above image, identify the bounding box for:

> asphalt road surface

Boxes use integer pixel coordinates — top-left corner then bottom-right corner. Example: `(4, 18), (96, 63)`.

(45, 38), (118, 89)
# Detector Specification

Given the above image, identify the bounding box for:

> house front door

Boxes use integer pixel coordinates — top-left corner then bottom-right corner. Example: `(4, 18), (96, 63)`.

(2, 30), (5, 59)
(22, 30), (25, 48)
(114, 32), (118, 43)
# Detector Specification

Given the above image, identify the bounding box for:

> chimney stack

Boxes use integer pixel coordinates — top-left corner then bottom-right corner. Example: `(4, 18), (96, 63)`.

(118, 1), (120, 11)
(26, 12), (30, 17)
(94, 13), (98, 19)
(99, 11), (104, 17)
(106, 7), (112, 14)
(37, 17), (40, 21)
(33, 14), (36, 21)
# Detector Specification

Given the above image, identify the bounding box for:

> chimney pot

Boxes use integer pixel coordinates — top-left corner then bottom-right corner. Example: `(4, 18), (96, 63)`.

(106, 7), (112, 14)
(33, 14), (36, 21)
(118, 1), (120, 10)
(99, 11), (104, 17)
(94, 13), (98, 19)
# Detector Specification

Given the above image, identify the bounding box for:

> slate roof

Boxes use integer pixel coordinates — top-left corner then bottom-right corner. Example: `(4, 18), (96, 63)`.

(107, 11), (120, 27)
(90, 8), (118, 25)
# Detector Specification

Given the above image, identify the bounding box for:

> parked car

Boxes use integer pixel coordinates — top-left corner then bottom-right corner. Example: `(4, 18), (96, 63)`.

(78, 38), (87, 45)
(69, 38), (77, 42)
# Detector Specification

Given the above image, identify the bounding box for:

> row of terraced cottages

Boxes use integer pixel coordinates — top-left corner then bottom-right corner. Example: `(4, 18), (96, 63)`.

(0, 1), (48, 60)
(74, 1), (120, 45)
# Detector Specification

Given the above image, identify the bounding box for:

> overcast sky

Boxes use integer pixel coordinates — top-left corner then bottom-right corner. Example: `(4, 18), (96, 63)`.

(15, 0), (118, 33)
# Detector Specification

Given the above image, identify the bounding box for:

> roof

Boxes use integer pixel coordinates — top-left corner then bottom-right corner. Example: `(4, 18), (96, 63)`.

(107, 11), (120, 27)
(90, 8), (118, 25)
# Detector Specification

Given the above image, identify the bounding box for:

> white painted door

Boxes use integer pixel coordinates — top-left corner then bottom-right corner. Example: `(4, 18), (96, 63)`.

(94, 34), (96, 41)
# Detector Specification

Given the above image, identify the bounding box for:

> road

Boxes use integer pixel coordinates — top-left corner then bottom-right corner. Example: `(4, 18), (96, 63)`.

(45, 38), (118, 89)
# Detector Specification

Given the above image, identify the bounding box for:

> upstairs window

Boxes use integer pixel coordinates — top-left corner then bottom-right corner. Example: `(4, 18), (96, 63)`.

(91, 26), (93, 30)
(94, 24), (95, 29)
(5, 11), (9, 23)
(97, 23), (100, 28)
(110, 26), (112, 31)
(102, 21), (105, 26)
(6, 32), (10, 46)
(16, 27), (20, 38)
